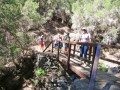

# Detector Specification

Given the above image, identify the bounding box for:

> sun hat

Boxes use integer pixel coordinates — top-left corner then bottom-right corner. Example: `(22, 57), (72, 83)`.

(81, 27), (87, 31)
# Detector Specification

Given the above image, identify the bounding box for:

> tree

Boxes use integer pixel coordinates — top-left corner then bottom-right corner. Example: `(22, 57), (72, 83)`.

(0, 0), (41, 63)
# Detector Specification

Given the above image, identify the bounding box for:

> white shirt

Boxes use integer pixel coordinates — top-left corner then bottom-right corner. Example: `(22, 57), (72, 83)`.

(80, 33), (91, 42)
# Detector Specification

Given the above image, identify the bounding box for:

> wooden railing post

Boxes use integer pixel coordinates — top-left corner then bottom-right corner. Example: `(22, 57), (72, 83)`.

(88, 46), (92, 61)
(57, 41), (60, 60)
(67, 43), (71, 69)
(52, 41), (53, 53)
(89, 44), (101, 90)
(92, 46), (97, 63)
(73, 44), (76, 55)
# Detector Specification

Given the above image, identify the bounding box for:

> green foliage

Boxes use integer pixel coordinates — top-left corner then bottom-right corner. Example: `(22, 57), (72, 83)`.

(0, 32), (4, 44)
(72, 1), (82, 14)
(0, 0), (41, 58)
(35, 68), (46, 76)
(0, 0), (26, 59)
(103, 0), (112, 10)
(9, 43), (21, 57)
(16, 32), (26, 46)
(0, 0), (25, 30)
(21, 0), (40, 20)
(110, 27), (118, 35)
(98, 63), (108, 72)
(31, 79), (38, 84)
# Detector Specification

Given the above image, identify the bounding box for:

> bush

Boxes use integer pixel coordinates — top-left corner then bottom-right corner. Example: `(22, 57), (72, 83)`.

(35, 68), (45, 76)
(98, 62), (108, 72)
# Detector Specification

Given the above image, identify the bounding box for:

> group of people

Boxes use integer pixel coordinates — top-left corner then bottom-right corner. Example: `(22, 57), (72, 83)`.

(36, 27), (91, 60)
(53, 32), (70, 52)
(53, 27), (91, 60)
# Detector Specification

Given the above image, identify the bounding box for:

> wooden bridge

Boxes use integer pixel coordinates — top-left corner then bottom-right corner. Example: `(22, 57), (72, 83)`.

(34, 40), (120, 90)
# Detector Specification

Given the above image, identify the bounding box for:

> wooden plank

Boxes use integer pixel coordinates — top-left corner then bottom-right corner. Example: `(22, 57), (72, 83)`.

(43, 41), (52, 52)
(100, 57), (120, 65)
(57, 40), (98, 46)
(57, 41), (60, 60)
(52, 42), (53, 53)
(71, 54), (93, 64)
(73, 44), (76, 55)
(67, 44), (71, 69)
(89, 44), (101, 90)
(88, 46), (92, 61)
(77, 42), (97, 47)
(59, 57), (89, 79)
(92, 46), (96, 63)
(70, 65), (88, 79)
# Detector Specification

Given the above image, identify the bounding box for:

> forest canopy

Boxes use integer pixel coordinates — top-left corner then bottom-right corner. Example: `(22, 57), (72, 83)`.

(0, 0), (120, 58)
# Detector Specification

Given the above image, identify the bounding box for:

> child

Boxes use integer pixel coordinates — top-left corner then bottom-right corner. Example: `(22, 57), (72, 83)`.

(37, 35), (45, 51)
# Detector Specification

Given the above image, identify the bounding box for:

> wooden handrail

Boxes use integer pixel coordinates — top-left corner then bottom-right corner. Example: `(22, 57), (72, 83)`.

(56, 40), (98, 46)
(43, 41), (53, 52)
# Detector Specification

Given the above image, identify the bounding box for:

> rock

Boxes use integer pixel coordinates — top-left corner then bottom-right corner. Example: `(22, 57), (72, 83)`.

(49, 76), (57, 83)
(56, 87), (63, 90)
(51, 66), (58, 69)
(36, 54), (48, 68)
(5, 62), (16, 69)
(70, 75), (78, 81)
(109, 85), (120, 90)
(58, 70), (66, 76)
(102, 82), (114, 90)
(4, 75), (22, 90)
(108, 67), (119, 74)
(71, 78), (89, 90)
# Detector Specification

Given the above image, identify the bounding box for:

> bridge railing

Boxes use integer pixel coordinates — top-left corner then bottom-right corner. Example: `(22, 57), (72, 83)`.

(42, 40), (120, 90)
(42, 40), (100, 90)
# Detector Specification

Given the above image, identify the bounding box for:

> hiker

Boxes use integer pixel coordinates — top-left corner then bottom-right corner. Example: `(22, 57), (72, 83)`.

(53, 33), (62, 48)
(63, 32), (70, 52)
(37, 35), (45, 51)
(79, 28), (91, 60)
(40, 35), (45, 48)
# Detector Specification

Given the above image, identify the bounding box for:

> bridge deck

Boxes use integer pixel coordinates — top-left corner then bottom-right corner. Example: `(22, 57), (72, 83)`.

(59, 53), (120, 90)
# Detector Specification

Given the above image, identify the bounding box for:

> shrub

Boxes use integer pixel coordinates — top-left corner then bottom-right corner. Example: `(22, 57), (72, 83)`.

(98, 62), (108, 72)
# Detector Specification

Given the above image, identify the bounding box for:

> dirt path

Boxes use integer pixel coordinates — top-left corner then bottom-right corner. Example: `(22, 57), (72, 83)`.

(30, 45), (46, 52)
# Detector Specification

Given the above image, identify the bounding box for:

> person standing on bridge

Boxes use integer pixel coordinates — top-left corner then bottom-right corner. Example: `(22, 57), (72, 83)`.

(63, 32), (70, 53)
(79, 28), (91, 60)
(53, 33), (62, 48)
